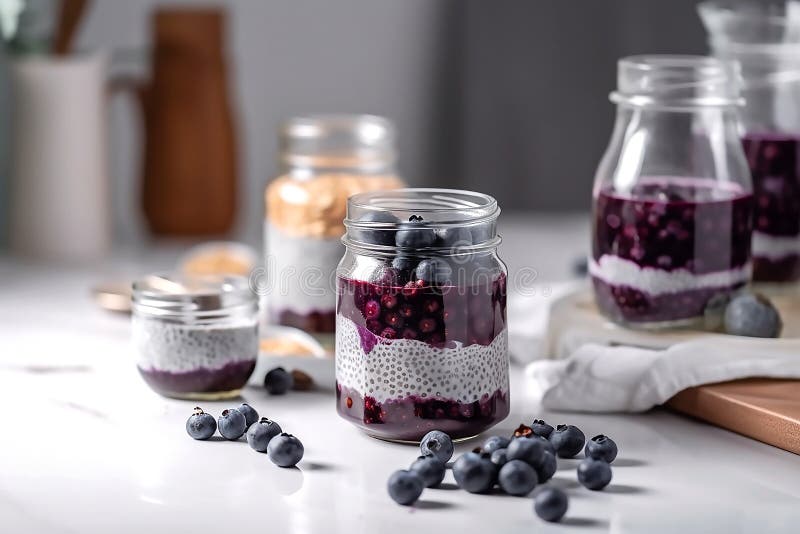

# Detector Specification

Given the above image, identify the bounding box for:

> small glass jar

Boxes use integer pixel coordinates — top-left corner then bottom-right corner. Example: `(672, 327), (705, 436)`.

(336, 188), (509, 442)
(264, 115), (404, 342)
(700, 1), (800, 282)
(132, 273), (258, 399)
(591, 55), (754, 328)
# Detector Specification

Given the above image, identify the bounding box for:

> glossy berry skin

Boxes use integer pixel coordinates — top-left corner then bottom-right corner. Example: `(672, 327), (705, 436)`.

(409, 455), (446, 488)
(395, 218), (437, 249)
(355, 211), (400, 246)
(237, 403), (259, 427)
(452, 452), (495, 494)
(549, 424), (586, 458)
(246, 417), (282, 452)
(218, 408), (247, 440)
(420, 430), (454, 463)
(534, 487), (569, 522)
(535, 451), (557, 483)
(482, 435), (511, 454)
(498, 459), (538, 496)
(577, 458), (612, 490)
(584, 434), (618, 463)
(490, 449), (508, 468)
(531, 419), (554, 438)
(723, 293), (782, 338)
(435, 227), (473, 248)
(531, 434), (555, 455)
(387, 470), (424, 505)
(414, 258), (453, 285)
(185, 407), (216, 440)
(267, 433), (304, 467)
(264, 367), (294, 395)
(506, 436), (547, 467)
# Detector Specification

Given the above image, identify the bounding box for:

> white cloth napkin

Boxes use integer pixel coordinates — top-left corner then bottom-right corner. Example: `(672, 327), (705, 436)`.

(509, 285), (800, 413)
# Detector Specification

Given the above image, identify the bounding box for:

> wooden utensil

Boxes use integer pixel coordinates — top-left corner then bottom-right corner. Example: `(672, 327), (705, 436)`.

(53, 0), (89, 55)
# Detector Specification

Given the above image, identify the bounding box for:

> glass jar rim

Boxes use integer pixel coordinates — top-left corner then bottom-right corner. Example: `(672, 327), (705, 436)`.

(132, 272), (256, 318)
(610, 54), (744, 109)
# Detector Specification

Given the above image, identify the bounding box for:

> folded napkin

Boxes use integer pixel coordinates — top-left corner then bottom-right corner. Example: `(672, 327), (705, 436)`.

(525, 335), (800, 413)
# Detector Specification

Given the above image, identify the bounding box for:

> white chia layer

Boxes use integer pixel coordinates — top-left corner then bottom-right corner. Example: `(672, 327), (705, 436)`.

(752, 231), (800, 260)
(590, 255), (751, 296)
(133, 316), (258, 373)
(264, 221), (341, 314)
(335, 315), (509, 404)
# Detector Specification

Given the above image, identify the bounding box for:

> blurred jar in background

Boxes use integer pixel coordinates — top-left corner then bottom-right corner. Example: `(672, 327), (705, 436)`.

(264, 115), (404, 342)
(591, 55), (753, 329)
(700, 1), (800, 283)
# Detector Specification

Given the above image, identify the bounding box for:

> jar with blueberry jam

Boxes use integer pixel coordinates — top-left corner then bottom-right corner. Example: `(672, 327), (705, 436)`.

(132, 273), (258, 400)
(335, 188), (509, 442)
(591, 55), (754, 328)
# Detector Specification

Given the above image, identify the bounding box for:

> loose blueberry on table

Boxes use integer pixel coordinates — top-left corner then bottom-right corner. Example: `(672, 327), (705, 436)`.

(420, 430), (454, 464)
(185, 407), (217, 440)
(723, 293), (782, 338)
(577, 458), (613, 490)
(534, 487), (569, 522)
(218, 408), (247, 440)
(246, 417), (282, 452)
(549, 424), (586, 458)
(452, 451), (496, 494)
(530, 419), (554, 438)
(387, 470), (425, 505)
(264, 367), (294, 395)
(506, 436), (547, 467)
(409, 455), (446, 488)
(498, 459), (538, 496)
(482, 435), (511, 454)
(267, 433), (304, 467)
(584, 434), (618, 463)
(237, 403), (259, 427)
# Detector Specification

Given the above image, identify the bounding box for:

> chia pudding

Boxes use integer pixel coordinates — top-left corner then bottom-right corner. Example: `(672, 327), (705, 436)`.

(742, 132), (800, 282)
(591, 177), (754, 326)
(132, 273), (258, 399)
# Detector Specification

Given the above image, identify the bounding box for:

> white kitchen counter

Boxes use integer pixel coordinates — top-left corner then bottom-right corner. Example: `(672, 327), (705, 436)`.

(2, 216), (799, 533)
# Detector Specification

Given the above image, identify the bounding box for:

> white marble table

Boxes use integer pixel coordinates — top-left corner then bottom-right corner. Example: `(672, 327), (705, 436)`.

(2, 217), (800, 533)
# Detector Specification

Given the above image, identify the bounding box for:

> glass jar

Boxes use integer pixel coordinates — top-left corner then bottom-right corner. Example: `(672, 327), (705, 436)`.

(264, 115), (404, 343)
(591, 55), (754, 328)
(336, 188), (509, 442)
(700, 1), (800, 283)
(132, 273), (258, 399)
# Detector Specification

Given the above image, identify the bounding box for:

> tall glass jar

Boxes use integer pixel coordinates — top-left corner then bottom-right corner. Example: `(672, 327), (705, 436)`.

(336, 189), (509, 442)
(700, 1), (800, 283)
(132, 273), (258, 399)
(591, 55), (754, 328)
(264, 115), (404, 343)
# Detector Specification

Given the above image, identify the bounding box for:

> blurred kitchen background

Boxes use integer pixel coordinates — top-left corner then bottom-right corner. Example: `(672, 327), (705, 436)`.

(0, 0), (709, 250)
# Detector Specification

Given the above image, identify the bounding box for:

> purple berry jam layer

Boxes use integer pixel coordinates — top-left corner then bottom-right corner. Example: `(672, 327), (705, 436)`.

(336, 383), (510, 442)
(743, 133), (800, 282)
(592, 177), (753, 324)
(137, 359), (256, 397)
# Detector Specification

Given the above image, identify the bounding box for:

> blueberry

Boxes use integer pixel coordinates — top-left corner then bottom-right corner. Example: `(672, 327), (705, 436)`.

(355, 211), (399, 246)
(469, 222), (493, 244)
(506, 436), (546, 468)
(577, 458), (613, 490)
(391, 255), (417, 273)
(584, 434), (618, 463)
(414, 258), (453, 285)
(452, 452), (495, 494)
(723, 293), (782, 338)
(218, 408), (247, 440)
(490, 448), (508, 468)
(246, 417), (282, 452)
(409, 455), (446, 488)
(267, 433), (304, 467)
(531, 419), (554, 438)
(237, 403), (259, 427)
(530, 434), (555, 456)
(264, 367), (294, 395)
(498, 459), (538, 496)
(533, 487), (568, 522)
(549, 424), (585, 458)
(185, 407), (216, 440)
(535, 451), (557, 483)
(435, 227), (473, 248)
(420, 430), (454, 463)
(396, 217), (436, 249)
(387, 470), (424, 505)
(482, 435), (511, 454)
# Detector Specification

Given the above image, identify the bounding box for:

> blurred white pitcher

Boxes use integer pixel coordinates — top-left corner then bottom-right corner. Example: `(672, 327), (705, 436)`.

(9, 53), (110, 261)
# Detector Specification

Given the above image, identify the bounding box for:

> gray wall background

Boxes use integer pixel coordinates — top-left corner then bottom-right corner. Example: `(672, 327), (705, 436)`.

(0, 0), (708, 246)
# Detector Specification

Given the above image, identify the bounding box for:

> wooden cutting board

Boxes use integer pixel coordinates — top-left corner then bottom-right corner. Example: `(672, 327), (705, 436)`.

(667, 378), (800, 455)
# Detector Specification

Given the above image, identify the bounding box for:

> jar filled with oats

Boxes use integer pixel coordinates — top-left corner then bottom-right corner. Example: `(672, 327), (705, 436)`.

(264, 115), (404, 342)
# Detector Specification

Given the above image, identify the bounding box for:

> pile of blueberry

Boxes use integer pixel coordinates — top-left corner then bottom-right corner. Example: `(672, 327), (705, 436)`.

(185, 403), (304, 468)
(387, 421), (618, 523)
(720, 292), (783, 338)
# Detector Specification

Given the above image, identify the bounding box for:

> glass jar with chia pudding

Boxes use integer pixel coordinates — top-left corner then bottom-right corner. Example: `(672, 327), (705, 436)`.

(336, 189), (509, 442)
(700, 1), (800, 283)
(132, 273), (258, 399)
(264, 115), (404, 344)
(591, 55), (754, 328)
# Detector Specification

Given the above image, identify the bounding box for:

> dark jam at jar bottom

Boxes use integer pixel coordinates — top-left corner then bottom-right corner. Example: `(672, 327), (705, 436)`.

(753, 254), (800, 283)
(272, 309), (336, 334)
(137, 359), (256, 397)
(591, 277), (745, 325)
(336, 383), (509, 442)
